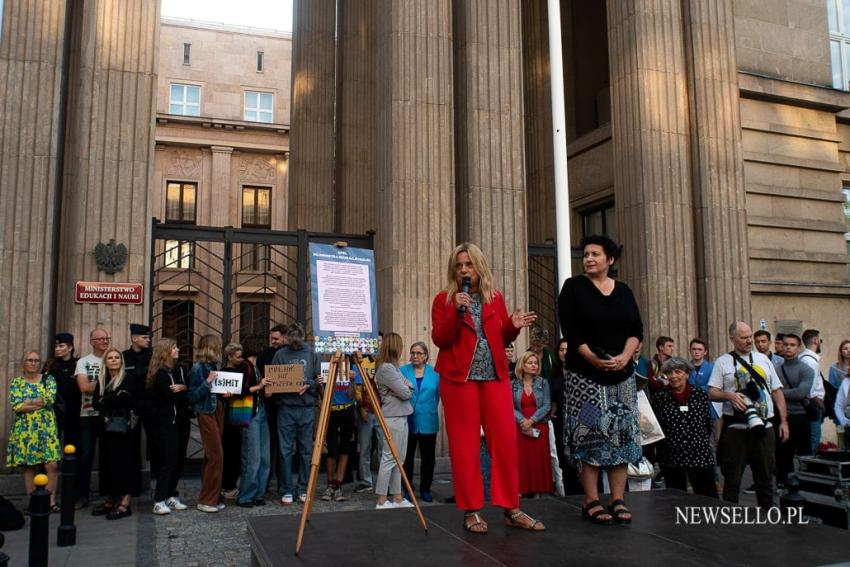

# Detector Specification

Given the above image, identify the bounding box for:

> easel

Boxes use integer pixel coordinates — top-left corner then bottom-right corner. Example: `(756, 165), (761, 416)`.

(295, 350), (428, 555)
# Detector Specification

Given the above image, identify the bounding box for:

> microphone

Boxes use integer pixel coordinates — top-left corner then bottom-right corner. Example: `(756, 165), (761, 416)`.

(458, 276), (471, 317)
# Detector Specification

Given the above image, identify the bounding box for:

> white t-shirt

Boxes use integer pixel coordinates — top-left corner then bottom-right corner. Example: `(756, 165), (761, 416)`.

(799, 349), (825, 400)
(708, 350), (783, 419)
(75, 353), (103, 417)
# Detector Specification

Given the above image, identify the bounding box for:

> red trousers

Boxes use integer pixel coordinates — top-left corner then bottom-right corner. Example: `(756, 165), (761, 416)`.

(440, 378), (519, 510)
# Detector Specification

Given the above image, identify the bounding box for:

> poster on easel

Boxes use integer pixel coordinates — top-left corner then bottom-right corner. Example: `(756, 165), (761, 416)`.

(309, 242), (379, 355)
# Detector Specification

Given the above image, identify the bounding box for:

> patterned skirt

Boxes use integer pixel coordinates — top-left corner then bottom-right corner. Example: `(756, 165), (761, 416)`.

(563, 370), (641, 470)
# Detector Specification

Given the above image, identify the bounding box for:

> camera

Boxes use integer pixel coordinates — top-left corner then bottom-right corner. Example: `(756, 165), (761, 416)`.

(737, 381), (765, 433)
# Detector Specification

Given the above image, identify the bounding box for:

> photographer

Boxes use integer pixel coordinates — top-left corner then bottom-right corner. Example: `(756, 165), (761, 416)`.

(709, 322), (789, 509)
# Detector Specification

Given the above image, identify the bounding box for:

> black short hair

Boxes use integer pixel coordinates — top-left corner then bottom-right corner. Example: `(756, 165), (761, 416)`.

(579, 234), (621, 261)
(753, 330), (771, 341)
(775, 333), (785, 341)
(801, 329), (819, 347)
(269, 324), (288, 335)
(655, 336), (674, 349)
(783, 333), (802, 346)
(689, 337), (708, 350)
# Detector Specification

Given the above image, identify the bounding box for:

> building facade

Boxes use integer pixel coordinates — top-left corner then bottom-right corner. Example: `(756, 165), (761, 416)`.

(2, 0), (849, 459)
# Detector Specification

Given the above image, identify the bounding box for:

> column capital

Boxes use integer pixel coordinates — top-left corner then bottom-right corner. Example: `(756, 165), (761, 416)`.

(210, 145), (234, 154)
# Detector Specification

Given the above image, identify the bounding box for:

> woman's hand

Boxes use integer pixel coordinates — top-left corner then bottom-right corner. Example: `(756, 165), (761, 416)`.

(222, 392), (233, 399)
(206, 371), (218, 384)
(510, 308), (537, 329)
(454, 292), (472, 312)
(298, 384), (310, 396)
(520, 418), (533, 430)
(169, 384), (187, 393)
(610, 353), (631, 372)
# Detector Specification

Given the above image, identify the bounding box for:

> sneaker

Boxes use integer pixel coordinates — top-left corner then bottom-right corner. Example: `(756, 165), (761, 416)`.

(253, 498), (267, 506)
(197, 504), (219, 513)
(375, 501), (395, 510)
(237, 500), (254, 508)
(354, 482), (374, 494)
(166, 497), (187, 511)
(419, 490), (433, 503)
(321, 486), (335, 501)
(153, 501), (171, 515)
(298, 494), (308, 503)
(333, 487), (347, 502)
(216, 503), (226, 511)
(281, 494), (294, 505)
(743, 484), (756, 495)
(221, 488), (239, 500)
(393, 499), (414, 508)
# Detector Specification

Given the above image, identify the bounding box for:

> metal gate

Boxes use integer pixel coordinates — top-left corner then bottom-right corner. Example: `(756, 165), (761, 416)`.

(527, 243), (581, 347)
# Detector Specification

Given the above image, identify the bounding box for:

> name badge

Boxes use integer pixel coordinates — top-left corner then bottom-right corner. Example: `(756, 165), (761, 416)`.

(679, 406), (689, 413)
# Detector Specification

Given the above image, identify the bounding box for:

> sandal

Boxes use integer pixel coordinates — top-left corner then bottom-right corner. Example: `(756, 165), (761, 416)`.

(106, 505), (132, 520)
(608, 499), (632, 524)
(50, 504), (60, 513)
(463, 511), (488, 534)
(581, 500), (612, 525)
(504, 509), (545, 531)
(91, 501), (115, 516)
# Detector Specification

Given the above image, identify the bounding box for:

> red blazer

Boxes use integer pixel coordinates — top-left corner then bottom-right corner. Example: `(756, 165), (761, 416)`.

(431, 289), (520, 383)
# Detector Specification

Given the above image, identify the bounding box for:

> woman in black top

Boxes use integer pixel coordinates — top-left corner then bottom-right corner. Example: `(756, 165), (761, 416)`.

(650, 358), (717, 499)
(43, 333), (79, 444)
(557, 235), (643, 524)
(148, 338), (190, 515)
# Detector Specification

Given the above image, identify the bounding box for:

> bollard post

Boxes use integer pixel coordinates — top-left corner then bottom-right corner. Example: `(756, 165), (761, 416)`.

(28, 474), (50, 567)
(0, 533), (9, 567)
(57, 445), (77, 547)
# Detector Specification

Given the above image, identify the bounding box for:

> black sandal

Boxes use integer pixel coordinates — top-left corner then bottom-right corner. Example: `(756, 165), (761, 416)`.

(91, 501), (114, 516)
(463, 511), (488, 534)
(106, 505), (132, 520)
(581, 500), (612, 525)
(608, 499), (632, 524)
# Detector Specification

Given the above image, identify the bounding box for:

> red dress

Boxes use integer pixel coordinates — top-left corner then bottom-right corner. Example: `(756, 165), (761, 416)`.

(517, 390), (552, 494)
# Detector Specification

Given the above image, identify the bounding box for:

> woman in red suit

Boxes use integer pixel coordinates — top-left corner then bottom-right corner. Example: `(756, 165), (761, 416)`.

(432, 242), (544, 534)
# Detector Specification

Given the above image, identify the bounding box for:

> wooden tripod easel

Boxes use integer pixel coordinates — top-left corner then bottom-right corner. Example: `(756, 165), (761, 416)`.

(295, 350), (428, 555)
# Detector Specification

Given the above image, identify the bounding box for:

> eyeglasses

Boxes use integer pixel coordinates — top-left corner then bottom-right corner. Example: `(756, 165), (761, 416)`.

(24, 358), (41, 364)
(92, 337), (111, 342)
(410, 351), (426, 356)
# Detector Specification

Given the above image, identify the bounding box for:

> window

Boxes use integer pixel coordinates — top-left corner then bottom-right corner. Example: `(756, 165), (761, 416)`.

(166, 182), (197, 223)
(0, 0), (5, 43)
(257, 51), (264, 73)
(162, 300), (194, 366)
(183, 43), (191, 65)
(242, 187), (271, 270)
(169, 83), (201, 116)
(244, 91), (273, 123)
(581, 203), (617, 242)
(829, 0), (850, 90)
(239, 302), (270, 340)
(844, 186), (850, 278)
(164, 240), (193, 269)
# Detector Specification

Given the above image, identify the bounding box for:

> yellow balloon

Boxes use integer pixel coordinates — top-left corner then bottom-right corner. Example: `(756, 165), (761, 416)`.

(34, 474), (49, 487)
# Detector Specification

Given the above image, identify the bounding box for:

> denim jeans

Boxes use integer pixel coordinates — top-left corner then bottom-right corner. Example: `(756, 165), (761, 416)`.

(358, 412), (384, 485)
(77, 416), (100, 499)
(238, 404), (271, 503)
(809, 407), (824, 453)
(277, 405), (314, 496)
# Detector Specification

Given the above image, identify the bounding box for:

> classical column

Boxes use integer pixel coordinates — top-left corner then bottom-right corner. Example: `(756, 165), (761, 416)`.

(0, 0), (68, 461)
(454, 0), (529, 313)
(335, 0), (377, 234)
(606, 0), (698, 349)
(373, 0), (456, 346)
(682, 0), (751, 353)
(57, 0), (159, 344)
(287, 0), (336, 231)
(210, 146), (233, 226)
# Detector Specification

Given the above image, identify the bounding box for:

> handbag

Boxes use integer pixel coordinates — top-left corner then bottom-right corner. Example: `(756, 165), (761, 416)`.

(627, 457), (654, 479)
(104, 415), (129, 434)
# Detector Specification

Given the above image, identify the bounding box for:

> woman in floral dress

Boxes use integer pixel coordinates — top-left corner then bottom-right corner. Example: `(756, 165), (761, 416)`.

(7, 350), (61, 510)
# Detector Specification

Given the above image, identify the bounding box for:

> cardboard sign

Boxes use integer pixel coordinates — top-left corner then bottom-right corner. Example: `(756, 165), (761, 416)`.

(265, 364), (305, 394)
(210, 371), (243, 394)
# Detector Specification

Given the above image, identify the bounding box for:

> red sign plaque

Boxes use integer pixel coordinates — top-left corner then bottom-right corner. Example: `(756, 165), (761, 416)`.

(74, 282), (143, 305)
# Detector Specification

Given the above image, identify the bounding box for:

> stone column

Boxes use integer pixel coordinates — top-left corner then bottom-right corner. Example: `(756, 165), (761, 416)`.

(682, 0), (751, 354)
(373, 0), (456, 348)
(0, 0), (68, 463)
(210, 146), (233, 226)
(335, 0), (377, 234)
(57, 0), (159, 345)
(606, 0), (698, 349)
(287, 0), (336, 231)
(454, 0), (529, 313)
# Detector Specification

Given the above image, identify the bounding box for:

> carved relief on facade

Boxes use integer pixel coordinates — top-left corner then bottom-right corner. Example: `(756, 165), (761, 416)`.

(238, 156), (276, 182)
(165, 149), (202, 178)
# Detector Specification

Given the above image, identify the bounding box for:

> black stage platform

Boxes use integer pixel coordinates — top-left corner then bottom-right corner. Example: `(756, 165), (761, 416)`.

(248, 491), (850, 566)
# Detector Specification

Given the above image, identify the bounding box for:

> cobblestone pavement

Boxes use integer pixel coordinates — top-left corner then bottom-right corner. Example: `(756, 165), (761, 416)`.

(150, 476), (451, 566)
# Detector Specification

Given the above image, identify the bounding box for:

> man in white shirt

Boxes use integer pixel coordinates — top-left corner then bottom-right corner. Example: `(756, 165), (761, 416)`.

(74, 327), (110, 509)
(709, 322), (789, 509)
(800, 329), (826, 452)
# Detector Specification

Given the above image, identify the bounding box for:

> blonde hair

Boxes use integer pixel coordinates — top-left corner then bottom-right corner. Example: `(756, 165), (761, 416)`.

(375, 332), (403, 368)
(195, 334), (221, 363)
(98, 348), (126, 394)
(514, 351), (540, 380)
(223, 342), (243, 363)
(146, 338), (176, 391)
(444, 242), (495, 304)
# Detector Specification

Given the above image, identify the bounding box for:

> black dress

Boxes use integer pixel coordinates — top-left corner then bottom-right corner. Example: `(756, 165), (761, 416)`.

(94, 376), (143, 498)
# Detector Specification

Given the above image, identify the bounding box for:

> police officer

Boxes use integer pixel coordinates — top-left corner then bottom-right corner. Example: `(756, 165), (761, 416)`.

(123, 324), (155, 477)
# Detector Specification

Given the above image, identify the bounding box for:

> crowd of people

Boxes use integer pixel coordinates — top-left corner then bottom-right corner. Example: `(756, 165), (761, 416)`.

(6, 235), (850, 532)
